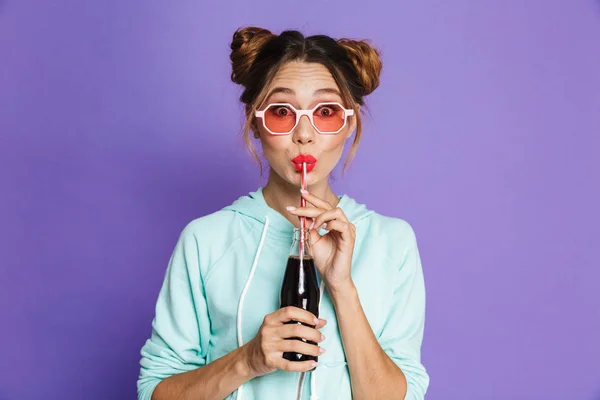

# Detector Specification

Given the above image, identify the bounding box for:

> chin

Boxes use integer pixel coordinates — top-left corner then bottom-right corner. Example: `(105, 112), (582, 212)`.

(295, 170), (325, 188)
(288, 172), (307, 187)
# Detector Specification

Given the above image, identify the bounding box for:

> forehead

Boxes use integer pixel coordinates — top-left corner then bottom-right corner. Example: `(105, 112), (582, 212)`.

(269, 61), (339, 94)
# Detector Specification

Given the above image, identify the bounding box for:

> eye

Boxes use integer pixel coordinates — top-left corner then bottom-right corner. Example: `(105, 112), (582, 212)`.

(320, 107), (332, 116)
(269, 105), (294, 118)
(316, 104), (342, 117)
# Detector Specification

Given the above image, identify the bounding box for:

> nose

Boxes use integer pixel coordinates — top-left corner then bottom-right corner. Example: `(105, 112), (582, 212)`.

(292, 114), (316, 145)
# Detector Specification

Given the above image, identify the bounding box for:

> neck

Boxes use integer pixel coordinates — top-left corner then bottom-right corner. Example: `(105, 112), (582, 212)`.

(262, 168), (339, 228)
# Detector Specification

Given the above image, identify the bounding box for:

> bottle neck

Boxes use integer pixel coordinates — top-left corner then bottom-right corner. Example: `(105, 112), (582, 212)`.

(290, 228), (311, 258)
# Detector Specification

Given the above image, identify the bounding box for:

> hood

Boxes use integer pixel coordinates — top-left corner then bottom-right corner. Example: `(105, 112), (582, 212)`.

(222, 187), (374, 240)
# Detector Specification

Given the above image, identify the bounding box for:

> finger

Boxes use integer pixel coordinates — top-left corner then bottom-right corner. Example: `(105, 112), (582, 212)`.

(320, 220), (355, 243)
(311, 208), (349, 230)
(279, 323), (325, 343)
(315, 318), (327, 328)
(285, 206), (326, 219)
(275, 358), (318, 372)
(278, 339), (324, 358)
(288, 207), (348, 224)
(276, 306), (319, 326)
(259, 325), (277, 342)
(300, 190), (333, 211)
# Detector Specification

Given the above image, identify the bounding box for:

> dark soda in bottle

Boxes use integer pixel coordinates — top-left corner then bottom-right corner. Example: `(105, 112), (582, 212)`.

(280, 227), (321, 362)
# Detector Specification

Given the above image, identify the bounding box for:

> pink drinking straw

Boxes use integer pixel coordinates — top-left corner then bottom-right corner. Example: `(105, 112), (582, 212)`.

(300, 162), (307, 259)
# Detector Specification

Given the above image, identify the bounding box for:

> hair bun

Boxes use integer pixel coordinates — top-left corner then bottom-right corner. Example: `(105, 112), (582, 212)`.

(337, 39), (382, 96)
(230, 26), (275, 86)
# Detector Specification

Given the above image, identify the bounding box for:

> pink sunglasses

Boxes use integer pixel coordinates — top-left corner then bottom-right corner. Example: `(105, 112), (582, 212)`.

(255, 102), (355, 135)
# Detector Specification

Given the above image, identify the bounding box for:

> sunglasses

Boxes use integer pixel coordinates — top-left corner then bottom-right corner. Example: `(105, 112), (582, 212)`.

(254, 102), (355, 135)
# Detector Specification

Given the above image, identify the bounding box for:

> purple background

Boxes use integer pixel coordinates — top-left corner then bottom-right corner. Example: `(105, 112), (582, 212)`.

(1, 1), (599, 399)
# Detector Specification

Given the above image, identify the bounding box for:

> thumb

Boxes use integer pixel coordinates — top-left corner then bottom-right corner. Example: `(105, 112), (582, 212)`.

(307, 220), (323, 246)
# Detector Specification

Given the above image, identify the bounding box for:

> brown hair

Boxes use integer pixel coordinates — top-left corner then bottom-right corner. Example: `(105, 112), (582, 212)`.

(229, 26), (382, 174)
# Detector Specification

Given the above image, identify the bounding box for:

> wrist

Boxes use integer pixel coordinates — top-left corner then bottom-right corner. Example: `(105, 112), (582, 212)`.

(327, 280), (357, 301)
(236, 344), (259, 381)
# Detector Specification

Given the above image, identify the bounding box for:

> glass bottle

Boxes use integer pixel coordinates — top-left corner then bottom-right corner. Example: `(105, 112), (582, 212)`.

(280, 227), (321, 362)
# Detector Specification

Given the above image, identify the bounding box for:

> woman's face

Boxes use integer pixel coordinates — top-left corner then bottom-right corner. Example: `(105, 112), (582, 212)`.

(254, 61), (355, 188)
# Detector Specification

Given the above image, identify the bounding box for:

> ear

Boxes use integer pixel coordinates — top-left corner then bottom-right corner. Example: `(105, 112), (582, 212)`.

(248, 116), (260, 138)
(251, 122), (260, 138)
(346, 110), (359, 140)
(245, 105), (259, 138)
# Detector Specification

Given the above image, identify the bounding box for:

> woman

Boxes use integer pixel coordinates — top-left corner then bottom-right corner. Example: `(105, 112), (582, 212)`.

(137, 26), (429, 400)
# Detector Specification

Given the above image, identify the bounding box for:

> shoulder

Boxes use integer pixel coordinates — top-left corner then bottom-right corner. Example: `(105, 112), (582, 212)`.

(340, 194), (416, 241)
(174, 209), (247, 261)
(180, 209), (240, 239)
(358, 209), (418, 247)
(340, 193), (419, 251)
(363, 213), (424, 286)
(367, 212), (417, 239)
(358, 210), (421, 269)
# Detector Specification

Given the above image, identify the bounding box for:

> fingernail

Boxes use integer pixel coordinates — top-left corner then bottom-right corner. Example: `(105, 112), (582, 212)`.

(300, 189), (308, 194)
(286, 206), (296, 211)
(314, 317), (319, 325)
(319, 347), (326, 354)
(321, 333), (325, 341)
(312, 362), (319, 368)
(321, 223), (327, 230)
(309, 220), (315, 230)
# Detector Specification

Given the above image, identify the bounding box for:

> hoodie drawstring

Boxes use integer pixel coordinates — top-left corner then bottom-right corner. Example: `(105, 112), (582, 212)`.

(235, 216), (324, 400)
(308, 282), (326, 400)
(236, 216), (270, 400)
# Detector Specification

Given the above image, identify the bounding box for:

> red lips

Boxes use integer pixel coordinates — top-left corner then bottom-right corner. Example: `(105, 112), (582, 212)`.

(292, 154), (317, 173)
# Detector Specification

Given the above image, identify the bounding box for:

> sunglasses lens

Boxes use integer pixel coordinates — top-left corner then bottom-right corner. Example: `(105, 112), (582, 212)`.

(264, 105), (296, 133)
(313, 103), (346, 133)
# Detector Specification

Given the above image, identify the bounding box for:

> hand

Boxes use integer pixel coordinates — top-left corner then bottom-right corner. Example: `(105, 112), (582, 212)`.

(286, 190), (356, 291)
(243, 306), (327, 378)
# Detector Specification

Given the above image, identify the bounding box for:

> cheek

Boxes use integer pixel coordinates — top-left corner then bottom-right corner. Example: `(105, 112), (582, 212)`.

(260, 134), (289, 153)
(259, 135), (292, 166)
(320, 134), (347, 153)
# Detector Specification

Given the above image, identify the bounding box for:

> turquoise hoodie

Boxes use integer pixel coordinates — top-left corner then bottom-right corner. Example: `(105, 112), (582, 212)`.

(137, 188), (429, 400)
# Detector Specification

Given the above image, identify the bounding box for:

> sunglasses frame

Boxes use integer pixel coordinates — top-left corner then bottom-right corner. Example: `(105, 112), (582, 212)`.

(254, 102), (355, 135)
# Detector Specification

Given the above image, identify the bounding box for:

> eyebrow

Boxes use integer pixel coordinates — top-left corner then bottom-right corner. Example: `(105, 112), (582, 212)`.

(267, 87), (342, 98)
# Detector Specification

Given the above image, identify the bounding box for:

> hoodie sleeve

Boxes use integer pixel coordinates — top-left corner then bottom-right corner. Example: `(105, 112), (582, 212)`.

(378, 220), (430, 400)
(137, 227), (210, 400)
